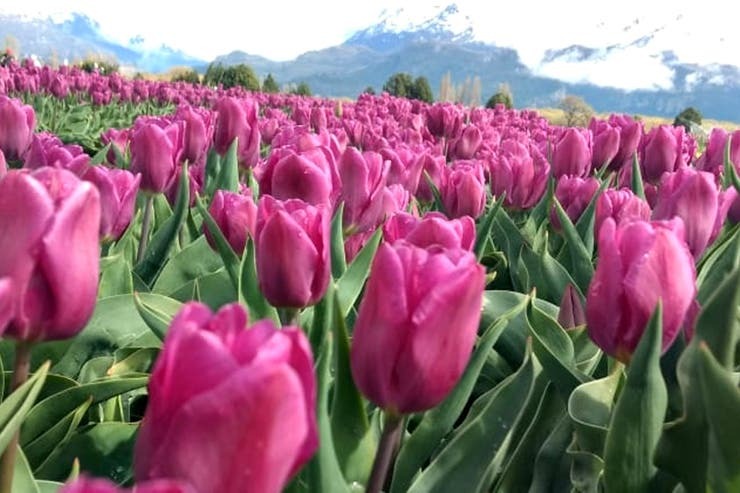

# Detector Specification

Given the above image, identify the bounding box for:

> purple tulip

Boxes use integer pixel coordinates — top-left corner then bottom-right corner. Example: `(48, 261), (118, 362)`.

(639, 125), (691, 183)
(0, 95), (35, 160)
(175, 104), (213, 166)
(0, 277), (13, 334)
(589, 118), (620, 169)
(255, 196), (330, 308)
(338, 147), (390, 232)
(350, 241), (485, 413)
(101, 127), (130, 166)
(135, 302), (317, 493)
(551, 127), (592, 178)
(0, 149), (7, 178)
(426, 104), (463, 140)
(60, 476), (194, 493)
(695, 128), (740, 178)
(440, 161), (487, 219)
(204, 189), (257, 255)
(82, 166), (141, 241)
(23, 133), (91, 175)
(258, 149), (335, 207)
(490, 139), (550, 210)
(586, 218), (696, 362)
(551, 176), (600, 230)
(213, 96), (261, 168)
(383, 211), (475, 251)
(130, 121), (183, 194)
(449, 125), (482, 160)
(594, 188), (652, 237)
(413, 152), (446, 202)
(0, 167), (100, 341)
(652, 167), (733, 258)
(608, 114), (643, 171)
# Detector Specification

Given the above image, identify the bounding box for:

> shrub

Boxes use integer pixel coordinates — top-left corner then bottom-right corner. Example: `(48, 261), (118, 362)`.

(262, 73), (279, 93)
(673, 106), (702, 132)
(203, 63), (260, 91)
(486, 83), (514, 109)
(559, 94), (594, 127)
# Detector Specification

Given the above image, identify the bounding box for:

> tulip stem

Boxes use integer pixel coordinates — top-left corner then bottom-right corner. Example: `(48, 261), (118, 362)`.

(136, 195), (155, 264)
(366, 411), (404, 493)
(0, 341), (33, 493)
(279, 308), (300, 327)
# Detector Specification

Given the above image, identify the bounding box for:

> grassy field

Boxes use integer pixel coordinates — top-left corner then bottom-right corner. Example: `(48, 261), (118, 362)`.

(536, 107), (740, 131)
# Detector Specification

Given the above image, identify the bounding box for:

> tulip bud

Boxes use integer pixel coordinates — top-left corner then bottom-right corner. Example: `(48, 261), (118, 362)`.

(551, 127), (592, 178)
(175, 104), (213, 166)
(255, 196), (330, 308)
(213, 96), (261, 168)
(586, 218), (696, 362)
(589, 118), (620, 170)
(350, 241), (485, 413)
(490, 140), (550, 210)
(130, 122), (183, 194)
(383, 211), (475, 250)
(608, 114), (643, 171)
(594, 188), (652, 237)
(24, 133), (91, 175)
(135, 302), (317, 493)
(205, 189), (257, 255)
(449, 125), (482, 160)
(339, 147), (390, 232)
(558, 284), (586, 330)
(258, 149), (334, 206)
(60, 476), (195, 493)
(0, 95), (35, 161)
(82, 165), (141, 241)
(550, 176), (600, 230)
(0, 168), (100, 341)
(695, 128), (740, 178)
(0, 149), (7, 177)
(440, 161), (487, 219)
(639, 125), (693, 183)
(101, 127), (130, 166)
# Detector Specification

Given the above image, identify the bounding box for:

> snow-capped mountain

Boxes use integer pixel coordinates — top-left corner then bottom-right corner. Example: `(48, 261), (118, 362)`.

(0, 12), (205, 73)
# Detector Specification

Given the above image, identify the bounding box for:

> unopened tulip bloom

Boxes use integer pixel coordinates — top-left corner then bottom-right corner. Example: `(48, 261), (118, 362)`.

(652, 167), (732, 258)
(24, 133), (91, 175)
(101, 127), (130, 166)
(551, 127), (592, 178)
(350, 241), (485, 413)
(449, 125), (482, 160)
(490, 140), (550, 210)
(383, 211), (475, 251)
(83, 166), (141, 241)
(695, 128), (740, 178)
(60, 476), (194, 493)
(589, 118), (620, 170)
(639, 125), (688, 183)
(339, 147), (390, 232)
(594, 188), (652, 236)
(0, 149), (7, 177)
(204, 189), (257, 255)
(441, 161), (487, 219)
(608, 114), (642, 171)
(213, 97), (261, 168)
(551, 176), (600, 230)
(0, 168), (100, 341)
(130, 122), (183, 194)
(176, 104), (213, 166)
(0, 95), (35, 161)
(259, 149), (334, 206)
(586, 218), (696, 362)
(135, 302), (317, 493)
(255, 196), (330, 308)
(0, 277), (13, 334)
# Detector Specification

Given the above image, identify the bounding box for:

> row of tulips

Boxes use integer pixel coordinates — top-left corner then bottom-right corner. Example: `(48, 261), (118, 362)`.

(0, 61), (738, 493)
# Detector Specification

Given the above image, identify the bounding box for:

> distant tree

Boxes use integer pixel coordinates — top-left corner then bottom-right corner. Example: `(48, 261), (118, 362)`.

(439, 71), (454, 102)
(410, 76), (434, 103)
(383, 72), (415, 98)
(262, 73), (279, 93)
(673, 106), (702, 132)
(292, 81), (312, 96)
(486, 83), (514, 109)
(559, 94), (594, 127)
(171, 68), (201, 84)
(204, 63), (260, 91)
(362, 86), (376, 95)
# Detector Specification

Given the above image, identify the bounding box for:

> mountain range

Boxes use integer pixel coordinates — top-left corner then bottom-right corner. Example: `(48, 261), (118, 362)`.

(2, 4), (740, 121)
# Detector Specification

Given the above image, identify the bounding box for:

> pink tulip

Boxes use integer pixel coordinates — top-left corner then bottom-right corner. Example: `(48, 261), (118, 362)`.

(383, 211), (475, 250)
(551, 176), (600, 230)
(586, 218), (696, 362)
(82, 166), (141, 241)
(60, 476), (194, 493)
(175, 104), (213, 166)
(204, 189), (257, 255)
(258, 149), (334, 206)
(130, 122), (184, 194)
(255, 196), (330, 308)
(338, 147), (390, 232)
(213, 96), (261, 168)
(490, 140), (550, 210)
(350, 241), (485, 413)
(551, 127), (592, 178)
(449, 125), (482, 160)
(0, 149), (6, 177)
(0, 168), (100, 341)
(589, 118), (620, 169)
(695, 128), (740, 178)
(23, 133), (91, 175)
(558, 284), (586, 330)
(101, 128), (130, 166)
(0, 95), (35, 160)
(135, 302), (317, 493)
(608, 114), (643, 171)
(440, 161), (487, 219)
(639, 125), (693, 183)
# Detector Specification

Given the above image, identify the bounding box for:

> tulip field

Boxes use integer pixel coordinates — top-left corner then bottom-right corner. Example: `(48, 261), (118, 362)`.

(0, 58), (739, 493)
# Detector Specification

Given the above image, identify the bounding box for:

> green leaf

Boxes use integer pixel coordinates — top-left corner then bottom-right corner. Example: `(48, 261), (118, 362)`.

(527, 298), (589, 399)
(474, 192), (504, 260)
(568, 368), (623, 456)
(696, 343), (740, 492)
(567, 441), (604, 493)
(98, 254), (133, 298)
(631, 152), (646, 200)
(36, 481), (64, 493)
(204, 147), (221, 197)
(694, 268), (740, 368)
(34, 422), (137, 483)
(133, 164), (190, 285)
(697, 224), (740, 305)
(330, 290), (373, 482)
(194, 194), (240, 289)
(519, 241), (579, 305)
(11, 446), (40, 493)
(331, 203), (347, 279)
(151, 236), (224, 296)
(24, 397), (92, 470)
(133, 292), (184, 341)
(305, 337), (351, 493)
(724, 134), (740, 191)
(553, 198), (593, 295)
(391, 293), (529, 493)
(604, 304), (667, 493)
(20, 375), (148, 446)
(238, 239), (279, 323)
(90, 143), (111, 165)
(0, 363), (49, 455)
(406, 344), (536, 493)
(529, 415), (573, 493)
(336, 228), (382, 317)
(215, 137), (239, 193)
(108, 347), (159, 377)
(423, 170), (446, 215)
(490, 208), (527, 291)
(574, 178), (610, 254)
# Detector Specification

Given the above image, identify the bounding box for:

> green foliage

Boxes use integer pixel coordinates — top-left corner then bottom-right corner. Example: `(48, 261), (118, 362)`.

(262, 73), (279, 93)
(559, 94), (594, 127)
(203, 62), (260, 91)
(292, 81), (312, 96)
(170, 68), (200, 85)
(411, 76), (434, 103)
(673, 106), (703, 132)
(362, 86), (375, 96)
(383, 72), (414, 98)
(77, 58), (119, 75)
(486, 83), (514, 109)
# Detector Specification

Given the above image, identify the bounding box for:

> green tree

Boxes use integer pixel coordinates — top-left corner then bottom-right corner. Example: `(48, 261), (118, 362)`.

(558, 94), (594, 127)
(362, 86), (376, 95)
(383, 72), (414, 98)
(262, 73), (279, 93)
(171, 68), (201, 84)
(204, 63), (260, 91)
(411, 76), (434, 103)
(486, 83), (514, 109)
(673, 106), (702, 132)
(292, 81), (312, 96)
